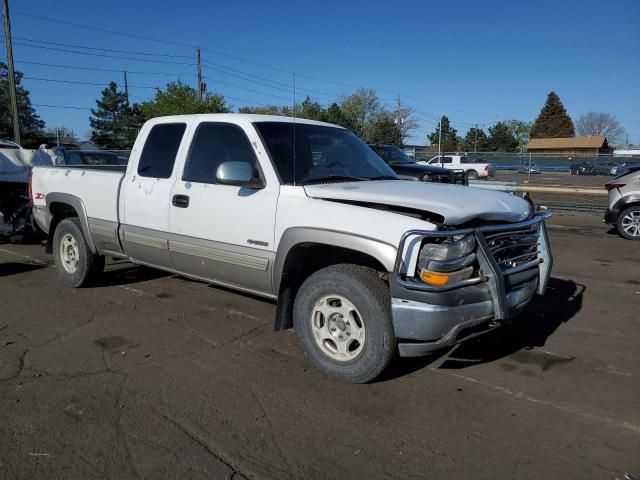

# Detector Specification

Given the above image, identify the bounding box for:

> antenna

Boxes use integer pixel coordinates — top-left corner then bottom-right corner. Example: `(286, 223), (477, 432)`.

(293, 72), (296, 186)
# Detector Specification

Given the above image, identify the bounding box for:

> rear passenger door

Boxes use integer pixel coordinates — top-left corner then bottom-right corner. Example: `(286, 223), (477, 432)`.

(121, 121), (188, 269)
(168, 121), (279, 296)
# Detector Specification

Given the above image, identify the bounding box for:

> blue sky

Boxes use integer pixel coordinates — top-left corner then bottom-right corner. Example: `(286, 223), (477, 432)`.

(3, 0), (639, 144)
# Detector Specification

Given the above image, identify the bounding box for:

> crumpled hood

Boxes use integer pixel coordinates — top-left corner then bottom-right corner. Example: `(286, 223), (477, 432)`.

(303, 180), (531, 225)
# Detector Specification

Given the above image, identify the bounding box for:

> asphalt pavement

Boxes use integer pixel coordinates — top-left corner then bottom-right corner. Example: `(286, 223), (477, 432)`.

(1, 213), (639, 479)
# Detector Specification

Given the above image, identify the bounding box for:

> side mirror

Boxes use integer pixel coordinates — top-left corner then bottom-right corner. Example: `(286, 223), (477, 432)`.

(216, 161), (264, 188)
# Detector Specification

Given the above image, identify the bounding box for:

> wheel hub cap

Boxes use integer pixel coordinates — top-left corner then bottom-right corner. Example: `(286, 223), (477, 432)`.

(60, 233), (80, 273)
(622, 211), (640, 237)
(311, 295), (365, 362)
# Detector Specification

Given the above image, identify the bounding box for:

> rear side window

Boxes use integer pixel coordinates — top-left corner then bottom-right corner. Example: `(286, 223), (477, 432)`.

(137, 123), (186, 178)
(183, 122), (257, 184)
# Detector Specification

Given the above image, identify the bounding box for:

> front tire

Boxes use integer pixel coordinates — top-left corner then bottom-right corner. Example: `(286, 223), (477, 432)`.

(467, 170), (479, 180)
(53, 218), (105, 287)
(293, 264), (395, 383)
(617, 206), (640, 240)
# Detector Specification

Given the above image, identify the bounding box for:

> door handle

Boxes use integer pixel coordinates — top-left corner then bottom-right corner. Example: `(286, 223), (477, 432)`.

(172, 194), (190, 208)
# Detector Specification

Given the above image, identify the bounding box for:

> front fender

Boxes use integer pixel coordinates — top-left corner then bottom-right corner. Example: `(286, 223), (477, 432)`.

(272, 227), (397, 293)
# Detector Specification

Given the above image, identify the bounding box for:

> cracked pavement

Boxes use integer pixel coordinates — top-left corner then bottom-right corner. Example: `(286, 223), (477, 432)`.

(1, 213), (639, 479)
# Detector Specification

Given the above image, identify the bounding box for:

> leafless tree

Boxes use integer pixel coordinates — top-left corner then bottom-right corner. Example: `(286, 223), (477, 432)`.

(576, 112), (625, 144)
(393, 105), (419, 143)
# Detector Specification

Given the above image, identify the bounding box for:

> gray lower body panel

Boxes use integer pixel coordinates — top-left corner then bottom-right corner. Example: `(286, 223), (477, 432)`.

(393, 276), (539, 357)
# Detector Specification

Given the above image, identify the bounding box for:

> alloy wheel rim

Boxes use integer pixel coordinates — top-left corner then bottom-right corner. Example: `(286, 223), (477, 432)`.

(310, 295), (365, 362)
(622, 211), (640, 237)
(60, 233), (80, 273)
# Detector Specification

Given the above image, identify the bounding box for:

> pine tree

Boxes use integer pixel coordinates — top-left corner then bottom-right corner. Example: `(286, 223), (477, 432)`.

(487, 122), (519, 151)
(427, 116), (458, 152)
(0, 62), (45, 147)
(462, 127), (488, 152)
(90, 82), (136, 149)
(530, 92), (575, 138)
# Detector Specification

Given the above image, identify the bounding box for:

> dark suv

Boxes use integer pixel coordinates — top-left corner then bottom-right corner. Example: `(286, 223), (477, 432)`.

(368, 144), (466, 185)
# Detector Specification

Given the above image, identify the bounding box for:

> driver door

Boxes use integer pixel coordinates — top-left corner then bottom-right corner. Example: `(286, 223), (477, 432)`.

(169, 121), (279, 295)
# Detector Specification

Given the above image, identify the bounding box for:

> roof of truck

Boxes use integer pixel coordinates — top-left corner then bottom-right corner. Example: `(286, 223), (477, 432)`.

(147, 113), (346, 129)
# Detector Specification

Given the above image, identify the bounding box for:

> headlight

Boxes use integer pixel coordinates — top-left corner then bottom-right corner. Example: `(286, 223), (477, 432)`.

(419, 234), (475, 261)
(417, 234), (477, 286)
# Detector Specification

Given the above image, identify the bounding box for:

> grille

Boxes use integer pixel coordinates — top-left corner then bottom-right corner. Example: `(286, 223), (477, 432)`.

(484, 225), (540, 272)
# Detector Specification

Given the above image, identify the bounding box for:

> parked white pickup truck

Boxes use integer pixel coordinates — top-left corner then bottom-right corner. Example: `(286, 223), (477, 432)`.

(421, 155), (494, 179)
(31, 114), (552, 383)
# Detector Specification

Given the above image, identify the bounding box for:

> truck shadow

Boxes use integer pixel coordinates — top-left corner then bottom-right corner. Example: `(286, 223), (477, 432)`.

(378, 277), (585, 381)
(96, 263), (170, 287)
(0, 262), (47, 278)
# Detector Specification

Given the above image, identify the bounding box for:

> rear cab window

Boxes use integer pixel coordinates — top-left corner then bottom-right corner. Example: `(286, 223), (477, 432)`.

(137, 123), (187, 178)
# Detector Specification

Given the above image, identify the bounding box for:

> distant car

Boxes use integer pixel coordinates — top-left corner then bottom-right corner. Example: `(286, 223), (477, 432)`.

(420, 155), (492, 179)
(368, 144), (467, 185)
(54, 148), (128, 169)
(605, 167), (640, 240)
(570, 159), (618, 176)
(519, 163), (540, 174)
(610, 160), (640, 176)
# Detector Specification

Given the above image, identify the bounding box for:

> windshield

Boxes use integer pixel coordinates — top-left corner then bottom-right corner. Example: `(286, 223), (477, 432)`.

(373, 145), (415, 165)
(254, 122), (398, 184)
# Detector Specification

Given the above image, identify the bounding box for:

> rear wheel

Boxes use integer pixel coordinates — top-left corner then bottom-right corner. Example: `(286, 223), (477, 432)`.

(53, 218), (105, 287)
(293, 264), (395, 383)
(617, 206), (640, 240)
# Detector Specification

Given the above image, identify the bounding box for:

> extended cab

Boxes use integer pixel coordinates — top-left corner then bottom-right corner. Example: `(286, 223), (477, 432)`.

(421, 155), (494, 179)
(31, 114), (552, 383)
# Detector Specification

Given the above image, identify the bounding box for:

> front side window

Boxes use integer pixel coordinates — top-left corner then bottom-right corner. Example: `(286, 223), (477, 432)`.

(254, 122), (397, 184)
(183, 123), (257, 184)
(138, 123), (186, 178)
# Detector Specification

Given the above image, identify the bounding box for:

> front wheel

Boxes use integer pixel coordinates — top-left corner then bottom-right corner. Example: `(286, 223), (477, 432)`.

(293, 264), (395, 383)
(467, 170), (479, 180)
(53, 218), (105, 287)
(617, 206), (640, 240)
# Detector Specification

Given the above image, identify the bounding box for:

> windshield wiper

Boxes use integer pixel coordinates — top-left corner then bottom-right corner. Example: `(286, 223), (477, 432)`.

(301, 175), (366, 184)
(368, 175), (400, 180)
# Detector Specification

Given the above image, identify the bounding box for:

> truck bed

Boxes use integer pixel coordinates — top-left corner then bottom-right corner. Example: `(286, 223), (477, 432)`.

(31, 165), (125, 225)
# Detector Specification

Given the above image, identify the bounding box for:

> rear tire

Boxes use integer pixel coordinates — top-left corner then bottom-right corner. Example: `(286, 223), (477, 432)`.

(617, 206), (640, 240)
(53, 218), (105, 287)
(467, 170), (479, 180)
(293, 264), (395, 383)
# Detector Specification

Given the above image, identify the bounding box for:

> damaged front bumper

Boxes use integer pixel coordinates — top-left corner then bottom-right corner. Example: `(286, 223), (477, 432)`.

(390, 212), (552, 357)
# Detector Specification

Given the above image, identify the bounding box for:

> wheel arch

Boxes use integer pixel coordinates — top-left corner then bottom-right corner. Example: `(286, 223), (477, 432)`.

(45, 193), (96, 254)
(272, 228), (397, 331)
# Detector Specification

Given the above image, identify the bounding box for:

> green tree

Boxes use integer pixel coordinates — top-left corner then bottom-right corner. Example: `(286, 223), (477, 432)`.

(340, 88), (379, 137)
(140, 81), (229, 118)
(363, 110), (403, 146)
(504, 119), (531, 150)
(322, 102), (353, 129)
(427, 116), (458, 151)
(299, 96), (324, 121)
(487, 121), (519, 151)
(462, 127), (488, 152)
(0, 62), (45, 147)
(238, 105), (284, 115)
(530, 92), (575, 138)
(89, 82), (139, 149)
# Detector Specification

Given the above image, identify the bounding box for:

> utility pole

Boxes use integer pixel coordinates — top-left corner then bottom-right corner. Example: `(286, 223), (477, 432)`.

(123, 71), (129, 105)
(2, 0), (21, 145)
(438, 116), (442, 166)
(197, 48), (203, 102)
(474, 123), (478, 153)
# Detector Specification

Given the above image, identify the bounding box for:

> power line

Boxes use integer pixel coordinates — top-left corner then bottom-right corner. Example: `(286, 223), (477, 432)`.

(23, 75), (157, 89)
(15, 59), (192, 77)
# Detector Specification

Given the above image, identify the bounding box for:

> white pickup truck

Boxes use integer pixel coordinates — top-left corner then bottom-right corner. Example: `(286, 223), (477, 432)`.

(31, 114), (552, 383)
(421, 155), (494, 179)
